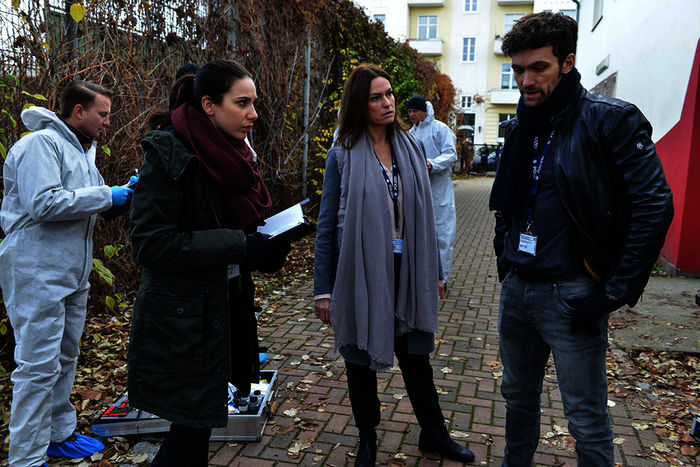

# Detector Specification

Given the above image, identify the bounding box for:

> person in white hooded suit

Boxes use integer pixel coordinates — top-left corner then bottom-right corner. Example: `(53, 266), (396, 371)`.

(407, 95), (457, 286)
(0, 80), (134, 466)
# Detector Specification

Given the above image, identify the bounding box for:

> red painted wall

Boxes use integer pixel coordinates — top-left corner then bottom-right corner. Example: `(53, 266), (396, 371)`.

(656, 39), (700, 273)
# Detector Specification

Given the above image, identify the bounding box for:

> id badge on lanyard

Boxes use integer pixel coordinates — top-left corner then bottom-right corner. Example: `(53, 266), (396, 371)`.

(375, 150), (402, 253)
(518, 130), (554, 256)
(518, 231), (537, 256)
(227, 264), (240, 279)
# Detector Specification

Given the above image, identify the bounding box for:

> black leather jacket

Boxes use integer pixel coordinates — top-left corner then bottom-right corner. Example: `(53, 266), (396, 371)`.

(492, 86), (673, 307)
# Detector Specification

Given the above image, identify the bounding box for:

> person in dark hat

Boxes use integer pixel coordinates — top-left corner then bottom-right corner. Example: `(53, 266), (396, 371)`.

(406, 94), (427, 113)
(175, 63), (200, 80)
(407, 93), (457, 294)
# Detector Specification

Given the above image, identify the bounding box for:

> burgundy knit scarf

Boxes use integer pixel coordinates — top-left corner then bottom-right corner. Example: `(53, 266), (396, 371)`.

(172, 103), (271, 229)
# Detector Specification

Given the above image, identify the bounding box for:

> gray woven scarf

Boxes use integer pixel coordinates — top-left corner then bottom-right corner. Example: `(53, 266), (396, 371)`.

(331, 129), (439, 370)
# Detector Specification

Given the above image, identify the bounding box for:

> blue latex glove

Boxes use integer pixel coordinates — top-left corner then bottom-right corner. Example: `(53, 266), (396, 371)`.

(110, 186), (134, 206)
(127, 175), (139, 187)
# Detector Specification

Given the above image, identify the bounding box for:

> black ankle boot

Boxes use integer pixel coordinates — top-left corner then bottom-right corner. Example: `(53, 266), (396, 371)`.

(419, 430), (475, 463)
(355, 429), (377, 466)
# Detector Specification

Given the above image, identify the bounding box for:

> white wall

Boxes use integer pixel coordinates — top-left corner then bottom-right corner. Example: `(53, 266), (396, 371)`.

(447, 0), (492, 144)
(352, 0), (409, 42)
(576, 0), (700, 141)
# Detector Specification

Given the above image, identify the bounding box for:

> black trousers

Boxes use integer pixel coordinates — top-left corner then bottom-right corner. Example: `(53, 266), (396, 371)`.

(345, 334), (447, 435)
(151, 423), (212, 466)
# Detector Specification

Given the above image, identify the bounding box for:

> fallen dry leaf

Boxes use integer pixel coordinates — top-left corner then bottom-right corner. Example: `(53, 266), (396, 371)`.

(287, 440), (311, 455)
(388, 459), (407, 467)
(680, 444), (699, 456)
(275, 424), (295, 435)
(653, 442), (670, 453)
(77, 389), (103, 400)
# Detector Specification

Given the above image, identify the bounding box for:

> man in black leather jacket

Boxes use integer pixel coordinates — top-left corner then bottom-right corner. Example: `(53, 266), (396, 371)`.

(489, 12), (673, 467)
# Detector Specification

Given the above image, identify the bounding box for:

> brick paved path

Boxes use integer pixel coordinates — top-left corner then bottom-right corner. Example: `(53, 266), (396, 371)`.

(207, 177), (672, 466)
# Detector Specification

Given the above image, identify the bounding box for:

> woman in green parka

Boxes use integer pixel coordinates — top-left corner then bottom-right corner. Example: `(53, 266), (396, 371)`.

(128, 60), (290, 465)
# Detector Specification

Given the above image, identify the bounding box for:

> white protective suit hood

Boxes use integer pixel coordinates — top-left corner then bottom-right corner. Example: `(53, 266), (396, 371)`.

(408, 100), (458, 281)
(423, 101), (436, 126)
(21, 106), (85, 152)
(0, 105), (113, 465)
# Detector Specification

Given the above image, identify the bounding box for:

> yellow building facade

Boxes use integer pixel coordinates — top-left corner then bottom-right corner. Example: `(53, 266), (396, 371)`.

(356, 0), (575, 147)
(484, 0), (534, 145)
(407, 1), (452, 73)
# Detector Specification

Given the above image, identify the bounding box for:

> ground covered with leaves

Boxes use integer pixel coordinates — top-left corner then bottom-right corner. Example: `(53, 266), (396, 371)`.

(605, 339), (699, 464)
(1, 244), (698, 465)
(0, 237), (316, 466)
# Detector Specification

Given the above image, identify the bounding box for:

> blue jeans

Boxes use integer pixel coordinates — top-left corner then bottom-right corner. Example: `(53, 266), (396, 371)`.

(498, 272), (614, 467)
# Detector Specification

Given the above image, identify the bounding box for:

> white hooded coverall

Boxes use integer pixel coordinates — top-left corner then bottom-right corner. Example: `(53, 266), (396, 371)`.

(409, 102), (457, 281)
(0, 107), (112, 466)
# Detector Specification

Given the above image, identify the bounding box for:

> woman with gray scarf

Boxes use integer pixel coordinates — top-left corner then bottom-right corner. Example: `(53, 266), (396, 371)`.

(313, 64), (475, 466)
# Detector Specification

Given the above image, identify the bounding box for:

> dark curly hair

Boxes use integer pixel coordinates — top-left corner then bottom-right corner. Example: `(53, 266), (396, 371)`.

(501, 12), (578, 65)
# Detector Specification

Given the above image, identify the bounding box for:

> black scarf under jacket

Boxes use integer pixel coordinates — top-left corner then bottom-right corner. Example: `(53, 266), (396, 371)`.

(489, 67), (582, 215)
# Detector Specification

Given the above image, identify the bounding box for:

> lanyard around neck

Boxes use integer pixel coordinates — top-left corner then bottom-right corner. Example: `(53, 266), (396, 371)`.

(373, 150), (400, 231)
(526, 130), (555, 231)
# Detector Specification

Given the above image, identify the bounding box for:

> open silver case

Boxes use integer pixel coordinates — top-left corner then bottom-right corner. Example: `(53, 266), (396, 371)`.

(91, 370), (279, 441)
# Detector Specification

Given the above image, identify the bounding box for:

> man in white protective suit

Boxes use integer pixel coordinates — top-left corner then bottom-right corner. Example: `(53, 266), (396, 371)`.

(407, 94), (457, 292)
(0, 80), (135, 466)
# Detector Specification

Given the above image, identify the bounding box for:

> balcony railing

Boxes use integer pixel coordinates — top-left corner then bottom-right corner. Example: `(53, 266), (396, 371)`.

(408, 39), (443, 56)
(490, 89), (520, 105)
(494, 37), (503, 55)
(407, 0), (445, 7)
(497, 0), (534, 5)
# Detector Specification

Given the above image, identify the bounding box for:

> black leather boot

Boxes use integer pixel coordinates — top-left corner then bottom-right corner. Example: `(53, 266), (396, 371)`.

(419, 430), (475, 463)
(355, 429), (377, 466)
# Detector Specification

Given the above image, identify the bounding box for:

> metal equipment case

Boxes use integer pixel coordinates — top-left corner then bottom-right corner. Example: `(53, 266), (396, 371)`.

(91, 370), (278, 441)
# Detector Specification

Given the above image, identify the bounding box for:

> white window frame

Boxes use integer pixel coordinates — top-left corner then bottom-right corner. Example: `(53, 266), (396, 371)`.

(418, 15), (438, 40)
(373, 14), (386, 25)
(464, 0), (478, 13)
(504, 13), (525, 35)
(501, 63), (517, 89)
(593, 0), (604, 30)
(462, 37), (476, 63)
(461, 95), (473, 109)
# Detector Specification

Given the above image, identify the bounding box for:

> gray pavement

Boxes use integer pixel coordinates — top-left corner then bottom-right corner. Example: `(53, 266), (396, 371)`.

(202, 176), (697, 466)
(610, 276), (700, 355)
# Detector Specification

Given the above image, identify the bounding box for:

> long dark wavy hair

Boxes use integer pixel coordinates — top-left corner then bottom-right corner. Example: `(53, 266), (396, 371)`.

(335, 64), (408, 149)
